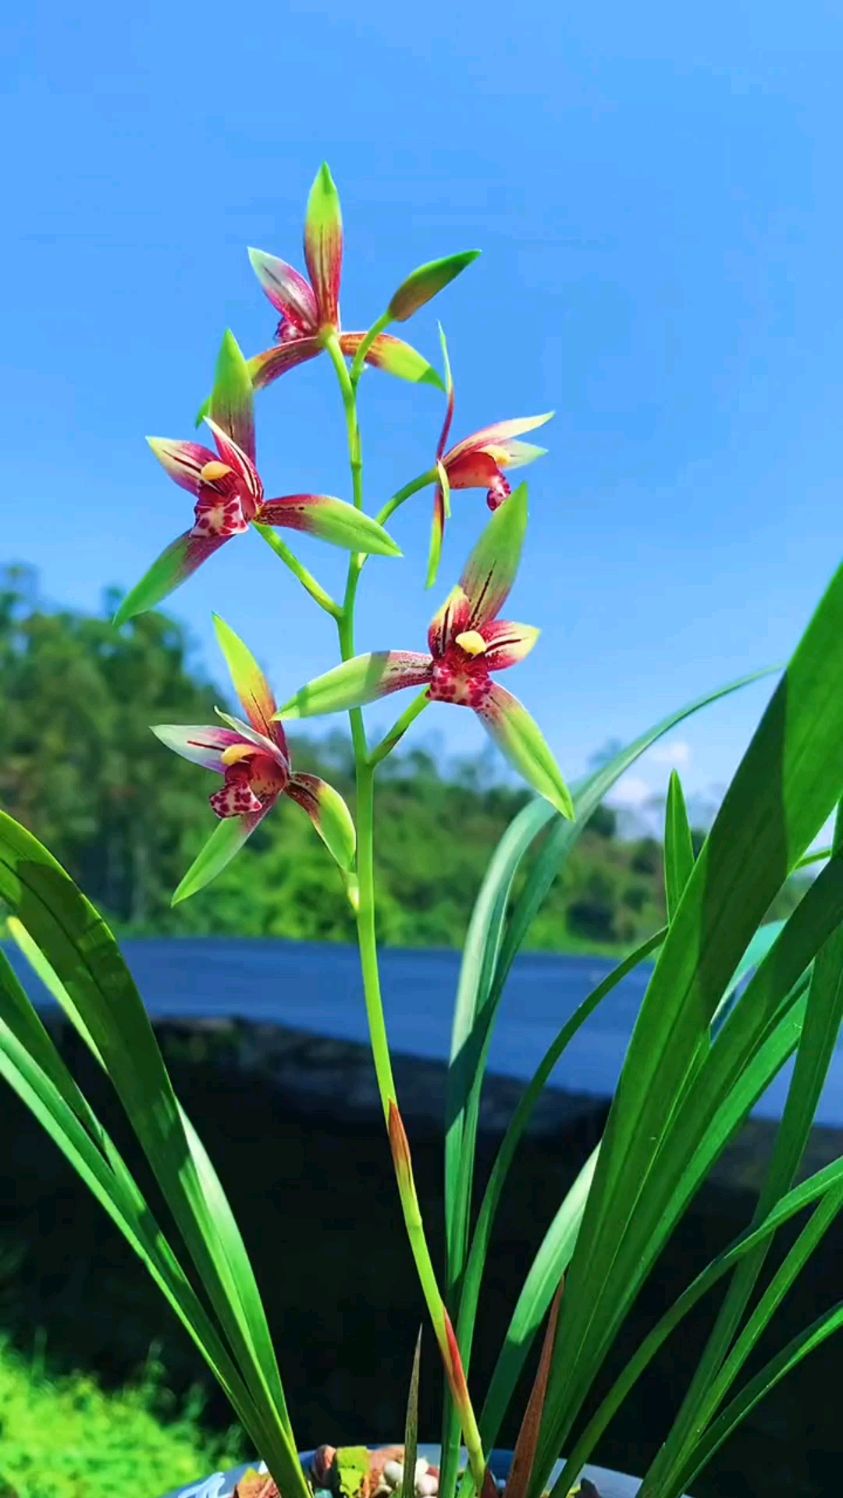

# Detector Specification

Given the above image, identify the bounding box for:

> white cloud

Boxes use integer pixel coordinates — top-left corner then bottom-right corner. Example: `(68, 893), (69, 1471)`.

(608, 774), (655, 809)
(649, 738), (692, 769)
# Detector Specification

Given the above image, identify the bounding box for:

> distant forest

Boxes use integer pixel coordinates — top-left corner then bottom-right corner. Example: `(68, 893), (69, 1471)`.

(0, 567), (804, 951)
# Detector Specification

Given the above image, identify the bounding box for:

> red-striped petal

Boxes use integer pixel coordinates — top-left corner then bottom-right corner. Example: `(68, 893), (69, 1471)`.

(247, 337), (323, 391)
(445, 413), (554, 466)
(445, 448), (502, 492)
(212, 614), (285, 751)
(459, 484), (529, 628)
(247, 247), (319, 333)
(479, 619), (540, 671)
(304, 163), (343, 327)
(427, 585), (472, 657)
(151, 723), (246, 773)
(257, 495), (401, 555)
(147, 438), (216, 495)
(208, 330), (257, 464)
(203, 416), (263, 509)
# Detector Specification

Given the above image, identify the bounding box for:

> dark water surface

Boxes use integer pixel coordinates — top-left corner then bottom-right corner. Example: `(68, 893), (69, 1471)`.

(10, 937), (842, 1125)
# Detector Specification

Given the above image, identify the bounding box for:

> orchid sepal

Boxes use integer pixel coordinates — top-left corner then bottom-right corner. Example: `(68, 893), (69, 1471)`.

(426, 462), (451, 590)
(460, 482), (529, 627)
(277, 652), (434, 720)
(286, 773), (356, 871)
(477, 682), (574, 820)
(304, 162), (343, 329)
(213, 614), (283, 744)
(209, 330), (255, 462)
(113, 531), (227, 628)
(387, 251), (480, 322)
(171, 810), (271, 905)
(257, 496), (402, 556)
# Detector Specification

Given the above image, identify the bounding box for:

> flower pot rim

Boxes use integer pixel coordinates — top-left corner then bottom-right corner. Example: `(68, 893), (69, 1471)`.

(163, 1445), (693, 1498)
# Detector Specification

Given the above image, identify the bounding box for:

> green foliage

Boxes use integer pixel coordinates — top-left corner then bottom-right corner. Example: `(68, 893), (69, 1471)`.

(0, 1340), (244, 1498)
(0, 572), (751, 952)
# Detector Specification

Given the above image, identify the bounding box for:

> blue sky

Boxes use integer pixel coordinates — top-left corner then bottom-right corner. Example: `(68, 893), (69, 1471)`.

(3, 1), (841, 812)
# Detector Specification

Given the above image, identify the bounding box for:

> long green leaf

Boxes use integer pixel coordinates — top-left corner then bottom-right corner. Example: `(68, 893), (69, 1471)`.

(537, 854), (843, 1490)
(456, 929), (664, 1388)
(663, 1182), (843, 1498)
(0, 811), (307, 1497)
(643, 811), (843, 1496)
(664, 770), (694, 921)
(440, 666), (775, 1498)
(675, 1300), (843, 1496)
(401, 1330), (422, 1498)
(533, 563), (843, 1494)
(0, 952), (273, 1453)
(445, 666), (774, 1290)
(551, 1152), (843, 1497)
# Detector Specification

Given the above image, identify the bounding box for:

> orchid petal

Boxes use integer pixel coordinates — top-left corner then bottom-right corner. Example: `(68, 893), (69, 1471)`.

(286, 773), (356, 870)
(340, 332), (444, 390)
(203, 416), (262, 507)
(479, 619), (541, 671)
(150, 723), (245, 773)
(213, 707), (288, 768)
(425, 464), (450, 591)
(490, 439), (548, 470)
(427, 585), (472, 656)
(113, 531), (228, 627)
(247, 247), (318, 333)
(476, 682), (574, 819)
(172, 808), (273, 905)
(459, 481), (528, 628)
(436, 325), (456, 458)
(277, 652), (433, 720)
(246, 338), (323, 392)
(212, 614), (284, 749)
(257, 496), (401, 556)
(304, 162), (343, 327)
(445, 448), (503, 491)
(147, 438), (216, 495)
(208, 330), (256, 464)
(446, 412), (554, 465)
(387, 250), (480, 322)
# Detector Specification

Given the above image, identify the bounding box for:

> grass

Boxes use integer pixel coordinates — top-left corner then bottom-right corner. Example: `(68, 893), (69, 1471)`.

(0, 1339), (245, 1498)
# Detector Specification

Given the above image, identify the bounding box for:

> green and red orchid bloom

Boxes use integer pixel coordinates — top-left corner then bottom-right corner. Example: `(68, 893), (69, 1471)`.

(114, 331), (399, 627)
(247, 164), (443, 393)
(153, 615), (356, 903)
(276, 485), (574, 819)
(426, 330), (553, 587)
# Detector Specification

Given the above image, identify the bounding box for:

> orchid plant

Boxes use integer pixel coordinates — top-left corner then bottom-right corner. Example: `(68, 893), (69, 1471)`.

(1, 164), (842, 1498)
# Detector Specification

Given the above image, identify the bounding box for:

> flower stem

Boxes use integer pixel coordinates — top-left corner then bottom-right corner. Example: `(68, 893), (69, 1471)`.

(253, 523), (341, 618)
(327, 335), (487, 1486)
(350, 310), (392, 386)
(369, 691), (431, 767)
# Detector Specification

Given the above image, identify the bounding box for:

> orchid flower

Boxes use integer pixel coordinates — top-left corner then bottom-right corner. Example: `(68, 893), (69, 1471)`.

(247, 164), (444, 393)
(426, 330), (553, 587)
(276, 485), (574, 819)
(153, 615), (356, 903)
(114, 331), (399, 627)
